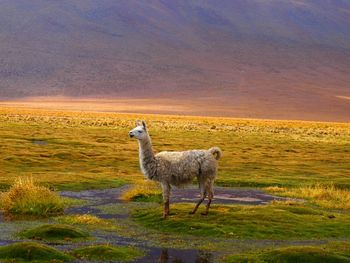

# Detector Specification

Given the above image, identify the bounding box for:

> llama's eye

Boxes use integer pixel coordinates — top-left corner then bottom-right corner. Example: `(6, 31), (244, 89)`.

(138, 130), (143, 133)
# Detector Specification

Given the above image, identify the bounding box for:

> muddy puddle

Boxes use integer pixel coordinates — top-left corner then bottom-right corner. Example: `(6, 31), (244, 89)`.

(60, 185), (291, 208)
(170, 186), (290, 205)
(32, 140), (48, 145)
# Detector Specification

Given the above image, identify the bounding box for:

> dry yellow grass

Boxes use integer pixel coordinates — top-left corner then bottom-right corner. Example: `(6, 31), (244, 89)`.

(0, 177), (65, 216)
(0, 106), (349, 190)
(121, 180), (162, 202)
(266, 184), (350, 210)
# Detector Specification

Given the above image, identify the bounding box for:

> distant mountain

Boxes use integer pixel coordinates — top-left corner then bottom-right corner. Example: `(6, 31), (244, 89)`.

(0, 0), (349, 121)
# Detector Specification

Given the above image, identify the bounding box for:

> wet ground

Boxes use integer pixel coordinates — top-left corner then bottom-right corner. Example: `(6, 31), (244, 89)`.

(0, 186), (295, 263)
(60, 186), (292, 222)
(59, 186), (293, 262)
(61, 185), (291, 214)
(171, 186), (290, 205)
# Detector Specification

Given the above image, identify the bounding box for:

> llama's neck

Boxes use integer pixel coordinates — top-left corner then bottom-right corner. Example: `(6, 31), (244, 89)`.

(138, 136), (157, 180)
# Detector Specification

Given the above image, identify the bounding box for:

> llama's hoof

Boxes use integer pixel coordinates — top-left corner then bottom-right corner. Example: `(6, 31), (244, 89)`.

(162, 214), (169, 219)
(189, 211), (195, 215)
(201, 212), (208, 216)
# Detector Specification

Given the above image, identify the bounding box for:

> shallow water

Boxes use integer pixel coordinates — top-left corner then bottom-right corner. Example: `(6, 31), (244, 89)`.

(137, 248), (214, 263)
(170, 186), (290, 205)
(32, 140), (48, 145)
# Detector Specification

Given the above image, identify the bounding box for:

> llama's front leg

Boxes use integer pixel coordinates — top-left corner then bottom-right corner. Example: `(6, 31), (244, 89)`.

(161, 183), (171, 219)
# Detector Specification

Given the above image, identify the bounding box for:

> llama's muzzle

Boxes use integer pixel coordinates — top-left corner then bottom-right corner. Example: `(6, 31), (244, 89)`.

(129, 132), (134, 138)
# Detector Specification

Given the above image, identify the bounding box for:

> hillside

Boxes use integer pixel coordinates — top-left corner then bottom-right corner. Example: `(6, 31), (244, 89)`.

(0, 0), (349, 121)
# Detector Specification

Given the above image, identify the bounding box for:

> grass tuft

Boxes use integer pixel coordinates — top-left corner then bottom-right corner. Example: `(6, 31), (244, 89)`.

(266, 184), (350, 210)
(71, 244), (144, 262)
(57, 214), (105, 225)
(121, 180), (162, 203)
(0, 177), (65, 217)
(0, 242), (73, 262)
(55, 214), (120, 231)
(18, 224), (89, 241)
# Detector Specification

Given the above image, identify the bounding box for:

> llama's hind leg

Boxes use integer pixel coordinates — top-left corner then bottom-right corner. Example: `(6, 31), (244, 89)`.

(201, 183), (214, 215)
(161, 183), (171, 219)
(190, 183), (206, 214)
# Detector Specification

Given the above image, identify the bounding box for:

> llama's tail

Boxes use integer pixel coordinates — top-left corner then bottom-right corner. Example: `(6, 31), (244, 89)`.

(208, 147), (222, 160)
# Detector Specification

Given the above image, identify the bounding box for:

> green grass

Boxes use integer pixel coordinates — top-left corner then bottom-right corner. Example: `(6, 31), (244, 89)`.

(131, 193), (163, 203)
(56, 214), (108, 225)
(0, 242), (73, 262)
(132, 202), (350, 240)
(71, 244), (144, 262)
(55, 214), (120, 231)
(54, 178), (126, 191)
(18, 224), (89, 241)
(0, 107), (349, 190)
(221, 242), (350, 263)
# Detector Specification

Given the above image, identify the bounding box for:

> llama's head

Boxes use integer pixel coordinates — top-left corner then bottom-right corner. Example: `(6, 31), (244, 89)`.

(129, 120), (148, 140)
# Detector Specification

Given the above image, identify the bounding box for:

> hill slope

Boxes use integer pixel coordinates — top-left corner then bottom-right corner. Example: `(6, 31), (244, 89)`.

(0, 0), (349, 121)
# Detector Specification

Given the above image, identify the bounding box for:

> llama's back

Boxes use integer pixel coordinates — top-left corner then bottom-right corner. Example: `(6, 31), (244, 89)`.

(155, 148), (220, 186)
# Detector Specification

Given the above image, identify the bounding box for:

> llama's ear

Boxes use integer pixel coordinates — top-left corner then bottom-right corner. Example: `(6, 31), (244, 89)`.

(136, 120), (142, 126)
(142, 121), (147, 130)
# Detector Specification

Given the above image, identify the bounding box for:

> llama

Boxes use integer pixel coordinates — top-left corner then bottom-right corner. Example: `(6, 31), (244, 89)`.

(129, 120), (221, 218)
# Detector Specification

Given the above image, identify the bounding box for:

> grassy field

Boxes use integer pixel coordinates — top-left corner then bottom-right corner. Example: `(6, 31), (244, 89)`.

(1, 107), (349, 190)
(0, 106), (350, 262)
